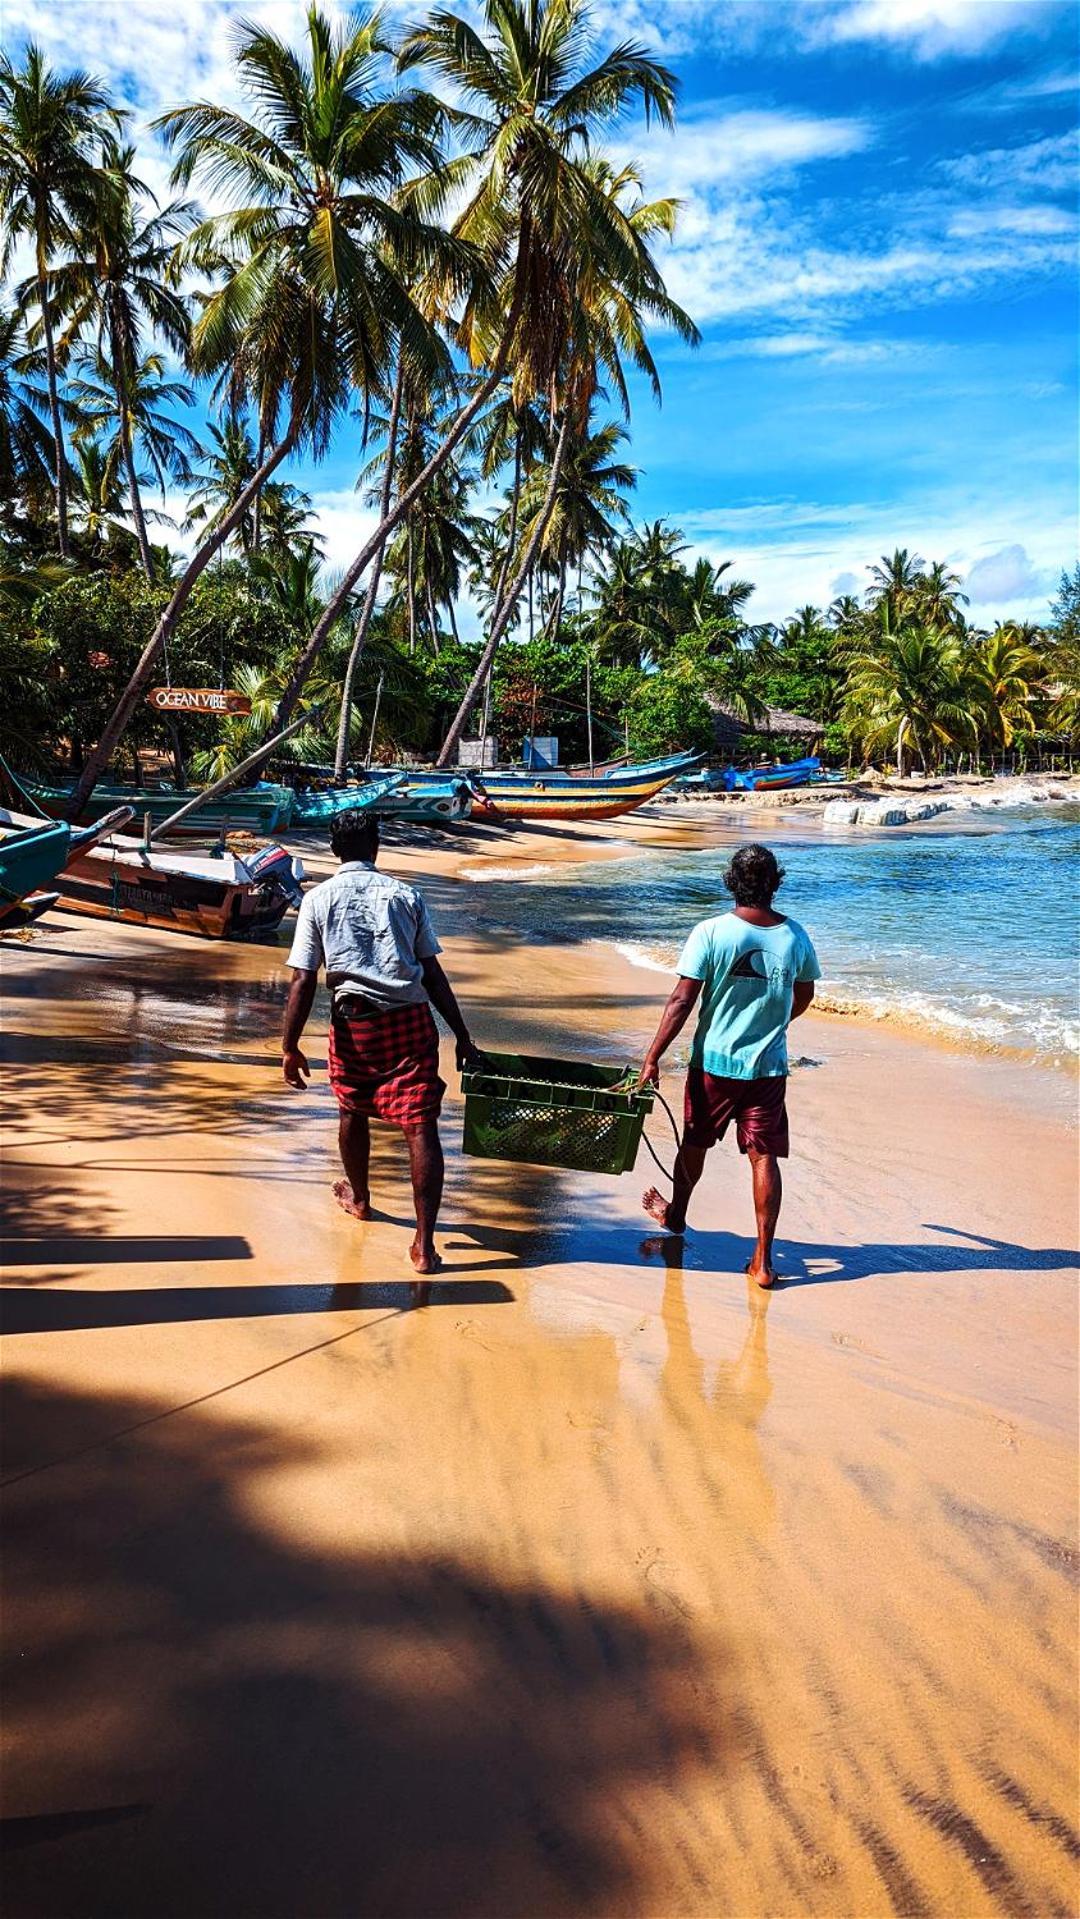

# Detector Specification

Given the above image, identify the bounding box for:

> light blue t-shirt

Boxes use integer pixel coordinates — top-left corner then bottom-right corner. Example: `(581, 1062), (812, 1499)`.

(677, 911), (821, 1081)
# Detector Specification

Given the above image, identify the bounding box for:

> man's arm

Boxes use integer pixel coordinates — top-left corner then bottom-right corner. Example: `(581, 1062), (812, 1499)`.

(282, 969), (318, 1086)
(421, 955), (481, 1067)
(790, 981), (815, 1021)
(639, 977), (703, 1087)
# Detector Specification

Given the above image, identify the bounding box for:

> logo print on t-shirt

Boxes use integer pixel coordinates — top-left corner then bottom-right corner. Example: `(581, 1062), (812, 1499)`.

(729, 949), (769, 984)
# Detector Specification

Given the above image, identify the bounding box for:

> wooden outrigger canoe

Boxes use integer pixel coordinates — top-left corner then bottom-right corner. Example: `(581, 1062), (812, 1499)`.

(0, 807), (135, 930)
(286, 771), (474, 827)
(0, 806), (304, 941)
(462, 751), (701, 821)
(21, 774), (296, 837)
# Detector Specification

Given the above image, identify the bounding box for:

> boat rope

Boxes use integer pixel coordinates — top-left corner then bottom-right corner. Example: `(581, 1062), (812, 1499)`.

(0, 750), (51, 819)
(640, 1084), (682, 1187)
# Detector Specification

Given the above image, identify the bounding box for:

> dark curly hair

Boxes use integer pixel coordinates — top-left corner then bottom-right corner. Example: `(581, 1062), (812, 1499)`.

(723, 843), (785, 908)
(330, 809), (379, 863)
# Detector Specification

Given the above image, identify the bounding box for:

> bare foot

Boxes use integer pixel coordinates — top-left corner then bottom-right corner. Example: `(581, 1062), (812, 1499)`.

(642, 1186), (686, 1235)
(409, 1239), (443, 1276)
(745, 1256), (778, 1289)
(333, 1179), (372, 1222)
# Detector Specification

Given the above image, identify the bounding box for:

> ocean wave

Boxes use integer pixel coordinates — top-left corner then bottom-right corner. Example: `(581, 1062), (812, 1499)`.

(600, 940), (1078, 1064)
(817, 987), (1079, 1061)
(608, 939), (678, 976)
(463, 862), (556, 882)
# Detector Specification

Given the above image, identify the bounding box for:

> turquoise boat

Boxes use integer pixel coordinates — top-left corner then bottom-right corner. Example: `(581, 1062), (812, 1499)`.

(21, 775), (295, 837)
(288, 774), (406, 829)
(0, 806), (135, 929)
(0, 818), (70, 925)
(289, 773), (472, 827)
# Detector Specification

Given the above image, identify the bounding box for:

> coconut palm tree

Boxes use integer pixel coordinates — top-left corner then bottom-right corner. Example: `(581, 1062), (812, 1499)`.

(917, 558), (968, 631)
(972, 625), (1043, 765)
(156, 5), (476, 732)
(67, 347), (200, 560)
(184, 416), (258, 550)
(337, 0), (694, 760)
(518, 414), (636, 638)
(0, 44), (119, 556)
(867, 547), (926, 615)
(69, 9), (440, 810)
(49, 141), (195, 575)
(844, 608), (974, 773)
(0, 302), (55, 532)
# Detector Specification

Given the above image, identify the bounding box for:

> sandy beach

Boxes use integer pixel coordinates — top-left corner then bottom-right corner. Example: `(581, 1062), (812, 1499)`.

(2, 811), (1077, 1919)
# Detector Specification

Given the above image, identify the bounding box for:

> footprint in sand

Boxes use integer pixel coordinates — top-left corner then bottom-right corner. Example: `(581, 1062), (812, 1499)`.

(994, 1417), (1020, 1451)
(832, 1330), (885, 1359)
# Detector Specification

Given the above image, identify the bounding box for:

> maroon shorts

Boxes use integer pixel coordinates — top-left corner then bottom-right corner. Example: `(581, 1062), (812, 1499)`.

(683, 1068), (789, 1157)
(328, 1000), (445, 1128)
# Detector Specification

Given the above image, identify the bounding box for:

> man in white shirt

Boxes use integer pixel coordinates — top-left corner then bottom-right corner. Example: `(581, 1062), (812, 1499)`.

(282, 809), (480, 1275)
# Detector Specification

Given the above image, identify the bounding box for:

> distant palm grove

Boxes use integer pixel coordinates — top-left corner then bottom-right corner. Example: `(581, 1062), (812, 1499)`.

(1, 1), (1077, 804)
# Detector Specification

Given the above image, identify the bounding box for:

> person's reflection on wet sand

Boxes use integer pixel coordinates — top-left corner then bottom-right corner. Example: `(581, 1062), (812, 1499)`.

(646, 1235), (776, 1535)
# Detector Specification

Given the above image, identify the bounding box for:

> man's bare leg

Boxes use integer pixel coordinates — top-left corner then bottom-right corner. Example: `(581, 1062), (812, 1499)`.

(643, 1139), (708, 1236)
(745, 1149), (782, 1287)
(334, 1112), (372, 1220)
(406, 1117), (444, 1274)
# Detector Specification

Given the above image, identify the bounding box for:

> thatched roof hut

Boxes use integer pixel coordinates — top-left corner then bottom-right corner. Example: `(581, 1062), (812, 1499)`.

(708, 697), (824, 752)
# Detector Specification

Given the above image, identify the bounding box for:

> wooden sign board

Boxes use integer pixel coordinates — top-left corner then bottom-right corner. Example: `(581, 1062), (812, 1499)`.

(147, 687), (252, 716)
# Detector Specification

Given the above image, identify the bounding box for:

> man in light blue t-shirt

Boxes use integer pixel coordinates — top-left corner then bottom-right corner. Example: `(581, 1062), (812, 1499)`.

(638, 844), (820, 1285)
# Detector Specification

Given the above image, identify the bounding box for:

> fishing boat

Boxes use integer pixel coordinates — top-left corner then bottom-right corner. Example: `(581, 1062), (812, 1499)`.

(461, 750), (700, 821)
(288, 770), (474, 827)
(0, 817), (71, 928)
(0, 806), (304, 940)
(287, 773), (406, 828)
(727, 756), (823, 792)
(0, 807), (134, 930)
(21, 774), (296, 838)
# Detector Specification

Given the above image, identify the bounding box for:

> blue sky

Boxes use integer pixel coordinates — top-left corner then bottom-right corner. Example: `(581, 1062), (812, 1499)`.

(4, 0), (1078, 627)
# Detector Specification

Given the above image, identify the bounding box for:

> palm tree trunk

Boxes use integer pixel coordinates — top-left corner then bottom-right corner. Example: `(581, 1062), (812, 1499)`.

(110, 307), (154, 579)
(426, 577), (440, 656)
(437, 413), (571, 768)
(447, 598), (460, 646)
(491, 424), (522, 619)
(272, 243), (533, 730)
(252, 419), (266, 553)
(406, 523), (417, 654)
(36, 229), (69, 560)
(333, 359), (404, 780)
(68, 428), (296, 817)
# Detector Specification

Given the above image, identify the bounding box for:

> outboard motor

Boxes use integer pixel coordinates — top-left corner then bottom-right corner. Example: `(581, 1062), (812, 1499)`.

(242, 842), (306, 909)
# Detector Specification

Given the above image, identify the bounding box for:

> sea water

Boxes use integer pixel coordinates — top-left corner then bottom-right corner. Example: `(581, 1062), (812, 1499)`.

(470, 805), (1080, 1066)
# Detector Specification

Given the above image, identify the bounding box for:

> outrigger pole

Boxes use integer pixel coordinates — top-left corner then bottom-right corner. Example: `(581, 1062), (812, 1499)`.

(147, 707), (324, 843)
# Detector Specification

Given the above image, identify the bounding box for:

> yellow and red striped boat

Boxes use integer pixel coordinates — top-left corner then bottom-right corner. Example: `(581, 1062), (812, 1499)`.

(466, 752), (700, 822)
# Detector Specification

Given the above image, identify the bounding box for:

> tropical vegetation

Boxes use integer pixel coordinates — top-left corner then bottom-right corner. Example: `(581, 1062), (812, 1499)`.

(0, 9), (1076, 805)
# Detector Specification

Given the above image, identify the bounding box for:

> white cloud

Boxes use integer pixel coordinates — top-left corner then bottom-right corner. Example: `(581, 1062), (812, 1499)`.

(673, 490), (1074, 627)
(964, 543), (1051, 604)
(941, 129), (1079, 194)
(306, 490), (382, 576)
(810, 0), (1060, 61)
(713, 330), (930, 366)
(946, 203), (1076, 237)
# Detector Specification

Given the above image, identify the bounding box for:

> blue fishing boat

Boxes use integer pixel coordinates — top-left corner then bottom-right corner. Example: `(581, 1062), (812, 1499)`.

(289, 771), (474, 827)
(0, 806), (139, 929)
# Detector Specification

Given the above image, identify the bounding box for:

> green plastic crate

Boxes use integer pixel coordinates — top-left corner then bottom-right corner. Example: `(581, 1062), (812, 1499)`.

(461, 1051), (655, 1176)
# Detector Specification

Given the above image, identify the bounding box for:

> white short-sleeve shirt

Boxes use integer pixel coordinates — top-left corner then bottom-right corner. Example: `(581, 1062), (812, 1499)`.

(287, 861), (441, 1010)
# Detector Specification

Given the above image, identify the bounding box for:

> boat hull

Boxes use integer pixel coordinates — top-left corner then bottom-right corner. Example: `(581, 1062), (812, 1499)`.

(23, 777), (295, 837)
(0, 808), (302, 941)
(0, 820), (71, 920)
(53, 844), (298, 939)
(292, 776), (471, 826)
(469, 770), (689, 821)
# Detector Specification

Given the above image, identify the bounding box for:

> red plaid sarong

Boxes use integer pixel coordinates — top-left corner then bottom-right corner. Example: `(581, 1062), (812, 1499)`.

(327, 1000), (445, 1127)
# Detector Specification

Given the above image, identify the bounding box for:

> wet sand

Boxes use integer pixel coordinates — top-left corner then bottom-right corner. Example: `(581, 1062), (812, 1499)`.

(2, 835), (1078, 1918)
